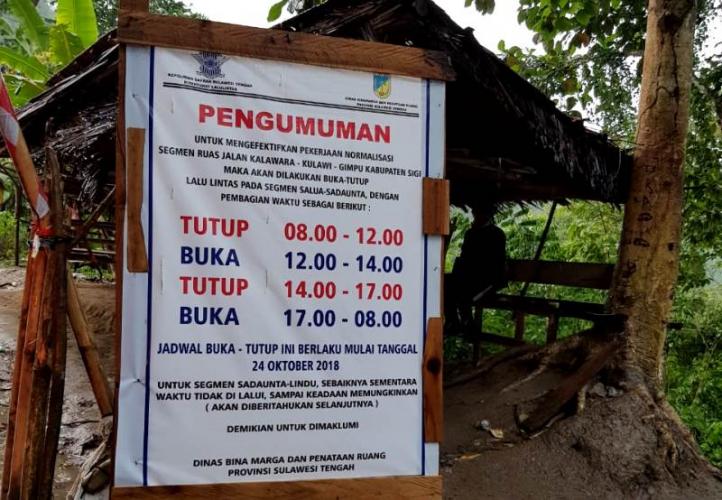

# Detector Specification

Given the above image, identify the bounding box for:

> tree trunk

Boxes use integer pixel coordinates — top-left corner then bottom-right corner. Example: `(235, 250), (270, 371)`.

(609, 0), (696, 390)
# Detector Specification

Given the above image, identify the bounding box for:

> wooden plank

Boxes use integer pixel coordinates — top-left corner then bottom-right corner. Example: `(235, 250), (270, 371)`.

(67, 270), (114, 416)
(422, 178), (450, 236)
(125, 127), (148, 272)
(423, 317), (443, 443)
(479, 294), (606, 321)
(112, 476), (442, 499)
(477, 332), (526, 347)
(117, 13), (455, 81)
(506, 259), (614, 290)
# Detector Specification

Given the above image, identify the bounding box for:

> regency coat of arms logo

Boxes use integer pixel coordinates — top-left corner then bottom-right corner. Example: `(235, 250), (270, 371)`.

(373, 74), (391, 99)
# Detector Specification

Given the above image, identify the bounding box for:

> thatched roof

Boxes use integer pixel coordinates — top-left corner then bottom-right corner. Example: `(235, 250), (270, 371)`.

(3, 0), (631, 213)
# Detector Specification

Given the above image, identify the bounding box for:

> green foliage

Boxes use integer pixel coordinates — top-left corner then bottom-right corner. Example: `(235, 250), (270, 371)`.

(268, 0), (290, 22)
(667, 286), (722, 467)
(8, 0), (50, 50)
(56, 0), (99, 47)
(459, 1), (722, 465)
(266, 0), (325, 22)
(0, 210), (17, 263)
(0, 0), (100, 107)
(93, 0), (205, 34)
(48, 24), (85, 65)
(0, 47), (49, 81)
(448, 202), (722, 466)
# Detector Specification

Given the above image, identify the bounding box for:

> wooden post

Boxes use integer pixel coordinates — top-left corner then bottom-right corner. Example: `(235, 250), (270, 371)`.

(514, 311), (525, 341)
(20, 148), (67, 499)
(472, 307), (483, 363)
(7, 248), (47, 499)
(67, 270), (114, 416)
(546, 313), (559, 344)
(37, 147), (68, 499)
(1, 251), (35, 499)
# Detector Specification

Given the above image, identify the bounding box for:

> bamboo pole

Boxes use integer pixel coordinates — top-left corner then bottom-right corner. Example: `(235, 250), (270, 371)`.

(67, 270), (114, 416)
(0, 76), (50, 231)
(71, 186), (116, 247)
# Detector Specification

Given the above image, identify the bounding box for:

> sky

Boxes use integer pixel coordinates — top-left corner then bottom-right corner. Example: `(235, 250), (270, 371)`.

(184, 0), (535, 54)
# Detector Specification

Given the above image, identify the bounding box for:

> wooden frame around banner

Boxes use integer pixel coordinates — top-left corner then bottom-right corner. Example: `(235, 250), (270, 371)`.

(112, 1), (453, 497)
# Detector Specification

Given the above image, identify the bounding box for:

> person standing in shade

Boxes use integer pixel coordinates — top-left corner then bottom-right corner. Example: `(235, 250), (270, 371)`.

(445, 201), (507, 336)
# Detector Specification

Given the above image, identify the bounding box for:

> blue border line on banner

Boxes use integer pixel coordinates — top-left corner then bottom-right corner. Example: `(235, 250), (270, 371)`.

(142, 46), (156, 487)
(421, 78), (431, 475)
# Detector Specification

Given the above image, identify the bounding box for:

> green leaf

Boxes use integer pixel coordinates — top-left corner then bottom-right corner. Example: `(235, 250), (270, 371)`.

(49, 24), (85, 66)
(8, 0), (49, 50)
(56, 0), (99, 48)
(2, 72), (45, 107)
(0, 47), (49, 81)
(267, 0), (289, 22)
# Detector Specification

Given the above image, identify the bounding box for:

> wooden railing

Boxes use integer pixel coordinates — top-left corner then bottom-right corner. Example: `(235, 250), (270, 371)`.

(465, 259), (617, 359)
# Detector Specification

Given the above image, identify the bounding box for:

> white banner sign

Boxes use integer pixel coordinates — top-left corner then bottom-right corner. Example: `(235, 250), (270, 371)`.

(116, 45), (444, 487)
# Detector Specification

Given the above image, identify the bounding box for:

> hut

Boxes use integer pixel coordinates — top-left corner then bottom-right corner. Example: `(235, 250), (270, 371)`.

(2, 0), (631, 350)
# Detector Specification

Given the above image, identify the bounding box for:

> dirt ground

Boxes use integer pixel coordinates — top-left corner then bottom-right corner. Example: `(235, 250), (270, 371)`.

(442, 351), (722, 499)
(1, 266), (721, 498)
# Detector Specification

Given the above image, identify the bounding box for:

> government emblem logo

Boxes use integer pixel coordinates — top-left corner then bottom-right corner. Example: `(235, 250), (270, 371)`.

(373, 74), (391, 99)
(193, 52), (228, 80)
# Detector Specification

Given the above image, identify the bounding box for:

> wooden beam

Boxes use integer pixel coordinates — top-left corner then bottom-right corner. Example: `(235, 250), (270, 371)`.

(422, 178), (450, 236)
(477, 332), (526, 347)
(423, 317), (443, 442)
(446, 164), (623, 204)
(117, 13), (455, 81)
(125, 127), (147, 272)
(113, 476), (442, 499)
(506, 260), (614, 290)
(518, 339), (621, 433)
(478, 294), (606, 321)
